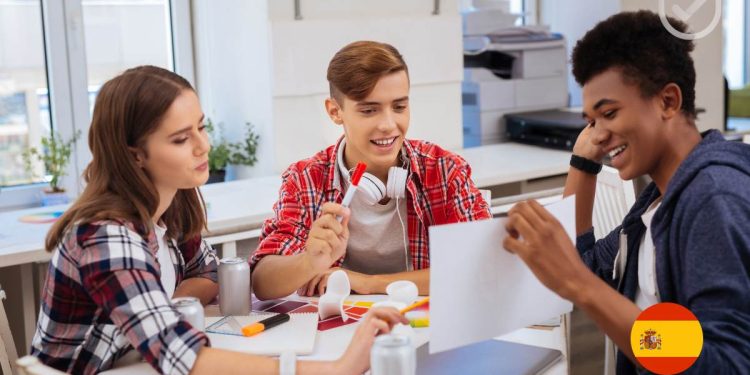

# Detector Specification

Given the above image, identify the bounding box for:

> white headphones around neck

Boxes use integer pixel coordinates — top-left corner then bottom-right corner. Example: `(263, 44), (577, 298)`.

(337, 140), (409, 206)
(356, 166), (408, 205)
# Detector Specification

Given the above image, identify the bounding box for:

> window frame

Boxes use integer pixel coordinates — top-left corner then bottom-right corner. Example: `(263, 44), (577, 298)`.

(0, 0), (194, 210)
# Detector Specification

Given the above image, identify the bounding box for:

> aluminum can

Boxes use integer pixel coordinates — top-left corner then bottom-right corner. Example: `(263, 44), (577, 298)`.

(370, 334), (416, 375)
(219, 257), (251, 315)
(171, 297), (205, 331)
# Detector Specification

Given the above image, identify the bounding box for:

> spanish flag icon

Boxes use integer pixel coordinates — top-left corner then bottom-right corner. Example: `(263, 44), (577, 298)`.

(630, 302), (703, 374)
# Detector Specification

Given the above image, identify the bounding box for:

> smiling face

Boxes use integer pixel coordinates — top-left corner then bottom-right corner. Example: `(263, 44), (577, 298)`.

(582, 69), (670, 181)
(326, 70), (410, 179)
(137, 89), (210, 193)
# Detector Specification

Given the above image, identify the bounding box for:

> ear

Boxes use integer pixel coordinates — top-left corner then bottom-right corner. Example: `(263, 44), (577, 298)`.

(325, 97), (344, 125)
(128, 146), (146, 168)
(659, 83), (683, 120)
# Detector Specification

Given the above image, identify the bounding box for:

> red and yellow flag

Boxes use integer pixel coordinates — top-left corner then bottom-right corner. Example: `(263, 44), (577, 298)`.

(630, 302), (703, 374)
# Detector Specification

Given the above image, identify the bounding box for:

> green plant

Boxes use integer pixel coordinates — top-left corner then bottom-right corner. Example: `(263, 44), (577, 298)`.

(22, 130), (80, 192)
(229, 122), (260, 166)
(205, 118), (232, 172)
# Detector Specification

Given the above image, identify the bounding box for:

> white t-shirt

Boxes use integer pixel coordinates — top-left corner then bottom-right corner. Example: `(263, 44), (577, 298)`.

(634, 199), (662, 309)
(337, 141), (409, 274)
(154, 223), (177, 299)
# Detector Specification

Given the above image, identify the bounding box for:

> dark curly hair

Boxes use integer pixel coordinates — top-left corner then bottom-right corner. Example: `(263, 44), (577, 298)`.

(571, 10), (696, 119)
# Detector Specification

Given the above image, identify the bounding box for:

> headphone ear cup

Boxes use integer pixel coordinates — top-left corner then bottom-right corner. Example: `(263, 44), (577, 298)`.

(387, 167), (408, 199)
(357, 173), (386, 206)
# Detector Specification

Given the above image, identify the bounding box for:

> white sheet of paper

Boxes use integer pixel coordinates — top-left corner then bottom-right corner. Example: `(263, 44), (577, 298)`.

(429, 195), (576, 354)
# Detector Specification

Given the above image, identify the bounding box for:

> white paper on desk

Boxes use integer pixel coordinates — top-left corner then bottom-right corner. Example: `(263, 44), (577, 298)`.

(429, 195), (576, 354)
(205, 313), (318, 355)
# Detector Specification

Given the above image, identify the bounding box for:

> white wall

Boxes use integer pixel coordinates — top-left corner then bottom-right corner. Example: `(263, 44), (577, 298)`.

(539, 0), (620, 107)
(193, 0), (464, 175)
(620, 0), (724, 132)
(269, 13), (464, 171)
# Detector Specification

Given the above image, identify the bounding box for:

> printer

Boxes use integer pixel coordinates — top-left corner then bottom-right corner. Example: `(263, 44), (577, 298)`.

(504, 109), (587, 150)
(462, 9), (569, 147)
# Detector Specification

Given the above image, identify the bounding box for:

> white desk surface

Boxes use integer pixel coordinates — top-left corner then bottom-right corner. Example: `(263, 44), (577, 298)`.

(457, 143), (570, 188)
(103, 294), (566, 375)
(0, 143), (570, 268)
(0, 176), (282, 268)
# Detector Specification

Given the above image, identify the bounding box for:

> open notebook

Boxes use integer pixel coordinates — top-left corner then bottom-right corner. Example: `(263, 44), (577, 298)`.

(205, 313), (318, 355)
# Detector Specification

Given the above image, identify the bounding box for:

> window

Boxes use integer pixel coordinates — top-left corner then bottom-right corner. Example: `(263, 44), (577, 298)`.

(0, 0), (52, 187)
(82, 0), (174, 109)
(724, 0), (747, 89)
(0, 0), (192, 209)
(725, 0), (750, 132)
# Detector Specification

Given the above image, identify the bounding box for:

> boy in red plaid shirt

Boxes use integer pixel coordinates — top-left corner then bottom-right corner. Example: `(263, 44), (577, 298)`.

(252, 41), (491, 299)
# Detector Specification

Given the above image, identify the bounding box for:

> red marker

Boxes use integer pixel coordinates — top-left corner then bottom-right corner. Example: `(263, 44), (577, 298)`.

(338, 162), (367, 222)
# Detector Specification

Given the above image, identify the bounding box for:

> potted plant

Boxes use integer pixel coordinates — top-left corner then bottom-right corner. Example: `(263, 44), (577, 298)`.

(22, 130), (80, 206)
(227, 122), (261, 180)
(205, 119), (231, 183)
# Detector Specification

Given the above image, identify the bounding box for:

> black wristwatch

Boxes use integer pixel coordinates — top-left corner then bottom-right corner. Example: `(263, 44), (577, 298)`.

(570, 154), (602, 175)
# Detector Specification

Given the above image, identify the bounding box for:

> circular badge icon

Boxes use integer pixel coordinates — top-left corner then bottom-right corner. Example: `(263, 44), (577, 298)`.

(658, 0), (721, 41)
(631, 302), (703, 374)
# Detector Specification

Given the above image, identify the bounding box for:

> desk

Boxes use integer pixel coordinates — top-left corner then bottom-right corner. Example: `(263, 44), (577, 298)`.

(102, 294), (567, 374)
(0, 144), (569, 268)
(0, 142), (571, 354)
(457, 143), (570, 188)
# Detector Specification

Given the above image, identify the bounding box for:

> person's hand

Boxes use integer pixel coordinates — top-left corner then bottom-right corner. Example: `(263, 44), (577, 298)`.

(303, 203), (350, 274)
(573, 123), (606, 162)
(297, 268), (373, 297)
(332, 307), (409, 375)
(503, 200), (591, 301)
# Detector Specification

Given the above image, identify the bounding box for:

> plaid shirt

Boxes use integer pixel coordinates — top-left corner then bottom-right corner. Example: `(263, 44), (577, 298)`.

(251, 138), (491, 270)
(31, 220), (218, 375)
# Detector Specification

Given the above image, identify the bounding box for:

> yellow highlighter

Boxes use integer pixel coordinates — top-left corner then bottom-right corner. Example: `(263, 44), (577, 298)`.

(241, 313), (290, 337)
(409, 317), (430, 328)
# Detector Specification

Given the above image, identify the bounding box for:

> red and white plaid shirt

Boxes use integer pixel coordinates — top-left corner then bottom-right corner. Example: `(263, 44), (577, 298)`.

(31, 220), (218, 375)
(251, 138), (491, 270)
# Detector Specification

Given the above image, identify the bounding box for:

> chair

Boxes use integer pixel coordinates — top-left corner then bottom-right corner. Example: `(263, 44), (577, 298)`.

(592, 165), (636, 240)
(592, 165), (636, 375)
(743, 134), (750, 144)
(1, 286), (19, 375)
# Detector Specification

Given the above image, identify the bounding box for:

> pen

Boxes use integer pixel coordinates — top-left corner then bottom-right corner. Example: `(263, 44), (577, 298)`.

(337, 162), (367, 222)
(399, 297), (430, 314)
(241, 313), (291, 337)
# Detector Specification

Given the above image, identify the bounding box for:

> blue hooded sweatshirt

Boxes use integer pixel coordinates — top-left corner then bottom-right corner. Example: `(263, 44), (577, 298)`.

(576, 130), (750, 374)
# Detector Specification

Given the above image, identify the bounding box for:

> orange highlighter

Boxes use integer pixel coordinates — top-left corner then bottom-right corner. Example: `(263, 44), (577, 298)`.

(241, 313), (291, 337)
(399, 297), (429, 314)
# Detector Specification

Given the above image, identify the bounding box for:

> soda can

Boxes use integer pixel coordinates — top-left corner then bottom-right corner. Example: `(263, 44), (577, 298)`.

(171, 297), (205, 331)
(219, 257), (251, 315)
(370, 334), (416, 375)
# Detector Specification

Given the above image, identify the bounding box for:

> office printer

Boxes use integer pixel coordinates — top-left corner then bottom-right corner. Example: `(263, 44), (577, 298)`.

(462, 19), (569, 147)
(504, 109), (587, 150)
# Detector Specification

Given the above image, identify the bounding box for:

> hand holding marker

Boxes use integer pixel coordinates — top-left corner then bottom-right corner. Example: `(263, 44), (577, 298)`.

(337, 162), (367, 222)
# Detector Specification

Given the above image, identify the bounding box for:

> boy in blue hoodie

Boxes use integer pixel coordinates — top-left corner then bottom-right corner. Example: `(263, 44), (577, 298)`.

(503, 11), (750, 374)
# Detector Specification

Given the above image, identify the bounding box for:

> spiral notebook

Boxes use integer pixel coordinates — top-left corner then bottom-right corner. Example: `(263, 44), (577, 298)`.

(205, 313), (319, 355)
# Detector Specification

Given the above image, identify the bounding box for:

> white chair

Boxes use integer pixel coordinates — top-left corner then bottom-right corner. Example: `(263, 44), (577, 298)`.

(593, 165), (636, 375)
(743, 134), (750, 144)
(592, 165), (636, 240)
(1, 286), (19, 375)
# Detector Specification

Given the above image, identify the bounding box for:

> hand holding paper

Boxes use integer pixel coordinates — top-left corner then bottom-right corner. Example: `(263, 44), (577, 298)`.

(503, 199), (593, 301)
(429, 196), (577, 354)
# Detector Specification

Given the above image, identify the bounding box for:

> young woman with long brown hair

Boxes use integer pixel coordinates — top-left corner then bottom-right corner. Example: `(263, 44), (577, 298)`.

(30, 65), (406, 375)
